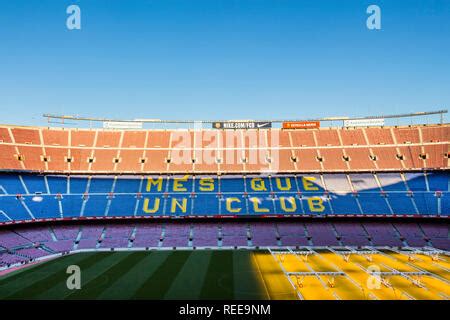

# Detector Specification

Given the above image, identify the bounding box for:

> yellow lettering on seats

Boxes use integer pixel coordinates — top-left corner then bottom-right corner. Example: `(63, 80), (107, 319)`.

(307, 197), (325, 212)
(250, 198), (270, 213)
(275, 177), (292, 191)
(199, 178), (215, 191)
(143, 198), (161, 213)
(146, 177), (163, 192)
(302, 177), (319, 191)
(226, 198), (241, 213)
(171, 198), (187, 213)
(173, 175), (190, 192)
(279, 197), (297, 212)
(250, 178), (267, 191)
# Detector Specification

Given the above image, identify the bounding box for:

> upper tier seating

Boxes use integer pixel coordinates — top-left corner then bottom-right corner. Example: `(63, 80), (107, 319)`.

(0, 173), (448, 222)
(0, 124), (447, 174)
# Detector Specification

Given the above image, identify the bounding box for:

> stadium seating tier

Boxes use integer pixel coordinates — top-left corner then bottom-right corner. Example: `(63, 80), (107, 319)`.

(0, 124), (447, 174)
(0, 172), (448, 221)
(1, 220), (448, 268)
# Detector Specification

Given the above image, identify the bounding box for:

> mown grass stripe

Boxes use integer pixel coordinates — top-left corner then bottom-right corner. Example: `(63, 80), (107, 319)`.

(60, 252), (137, 300)
(233, 250), (267, 299)
(0, 253), (85, 285)
(97, 251), (171, 299)
(0, 254), (98, 299)
(199, 250), (234, 299)
(132, 250), (192, 299)
(65, 252), (149, 299)
(163, 250), (212, 299)
(0, 251), (271, 300)
(32, 252), (130, 300)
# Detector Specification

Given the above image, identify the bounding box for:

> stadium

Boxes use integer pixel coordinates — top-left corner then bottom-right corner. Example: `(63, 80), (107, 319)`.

(0, 111), (448, 300)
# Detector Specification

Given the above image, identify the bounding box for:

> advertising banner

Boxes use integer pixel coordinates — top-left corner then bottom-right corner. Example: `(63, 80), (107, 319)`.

(103, 121), (143, 129)
(343, 118), (385, 127)
(212, 121), (272, 129)
(282, 121), (320, 129)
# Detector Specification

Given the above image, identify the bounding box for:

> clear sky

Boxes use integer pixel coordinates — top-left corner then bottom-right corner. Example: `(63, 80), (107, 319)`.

(0, 0), (449, 125)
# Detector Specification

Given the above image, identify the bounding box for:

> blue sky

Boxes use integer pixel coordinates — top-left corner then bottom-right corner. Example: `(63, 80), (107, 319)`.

(0, 0), (449, 125)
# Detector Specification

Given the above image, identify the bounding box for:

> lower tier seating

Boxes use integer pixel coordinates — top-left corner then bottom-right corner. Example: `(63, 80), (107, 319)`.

(1, 220), (448, 268)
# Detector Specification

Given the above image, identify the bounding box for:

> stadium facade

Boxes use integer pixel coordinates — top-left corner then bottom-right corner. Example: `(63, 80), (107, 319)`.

(0, 111), (448, 271)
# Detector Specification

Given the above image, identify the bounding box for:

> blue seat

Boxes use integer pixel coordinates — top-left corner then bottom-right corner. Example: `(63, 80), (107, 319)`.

(413, 193), (438, 215)
(0, 175), (27, 195)
(247, 193), (275, 214)
(137, 195), (165, 215)
(88, 177), (115, 193)
(298, 174), (325, 192)
(0, 196), (33, 220)
(21, 175), (47, 194)
(47, 176), (68, 194)
(142, 176), (168, 193)
(193, 176), (219, 193)
(220, 176), (245, 193)
(82, 195), (109, 217)
(69, 176), (89, 194)
(274, 194), (303, 215)
(245, 176), (271, 193)
(0, 212), (10, 222)
(61, 195), (84, 218)
(164, 194), (193, 216)
(108, 195), (138, 216)
(270, 176), (298, 193)
(23, 195), (60, 219)
(330, 194), (361, 214)
(221, 193), (248, 215)
(302, 193), (331, 215)
(358, 193), (391, 214)
(387, 193), (416, 214)
(405, 173), (427, 191)
(114, 177), (142, 194)
(441, 192), (449, 216)
(193, 194), (220, 215)
(167, 176), (193, 193)
(427, 172), (449, 191)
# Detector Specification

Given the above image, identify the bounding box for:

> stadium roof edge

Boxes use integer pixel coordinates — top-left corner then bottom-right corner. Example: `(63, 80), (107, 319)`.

(42, 109), (447, 124)
(0, 122), (448, 131)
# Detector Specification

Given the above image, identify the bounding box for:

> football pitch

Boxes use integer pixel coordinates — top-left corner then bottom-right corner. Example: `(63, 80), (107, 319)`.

(0, 250), (276, 300)
(1, 249), (449, 300)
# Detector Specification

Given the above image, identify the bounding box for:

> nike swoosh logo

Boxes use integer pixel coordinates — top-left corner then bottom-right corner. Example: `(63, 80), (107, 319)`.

(257, 123), (269, 128)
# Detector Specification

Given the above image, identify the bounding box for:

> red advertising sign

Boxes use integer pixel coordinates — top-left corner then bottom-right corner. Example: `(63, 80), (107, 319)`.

(282, 121), (320, 129)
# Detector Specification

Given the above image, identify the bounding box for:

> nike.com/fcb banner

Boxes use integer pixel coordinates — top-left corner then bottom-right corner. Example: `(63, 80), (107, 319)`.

(212, 121), (272, 129)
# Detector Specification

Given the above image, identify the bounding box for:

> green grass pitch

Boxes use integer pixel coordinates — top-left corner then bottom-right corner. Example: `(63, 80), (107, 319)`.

(0, 251), (268, 300)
